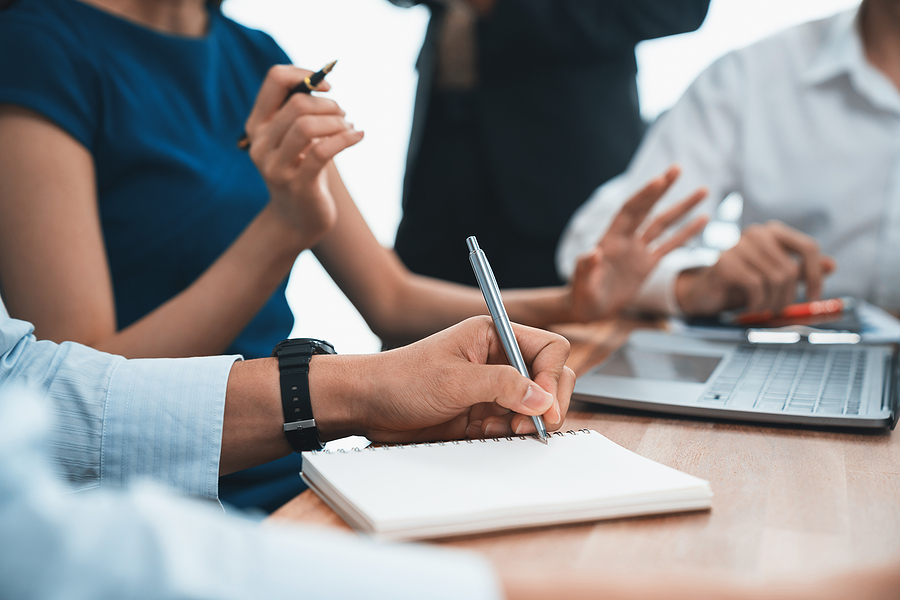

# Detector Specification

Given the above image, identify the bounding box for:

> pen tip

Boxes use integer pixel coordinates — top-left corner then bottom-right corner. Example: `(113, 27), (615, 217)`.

(538, 435), (549, 445)
(323, 60), (337, 73)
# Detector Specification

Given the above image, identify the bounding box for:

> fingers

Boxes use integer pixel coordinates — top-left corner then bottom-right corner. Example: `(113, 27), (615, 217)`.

(274, 115), (358, 168)
(249, 93), (347, 157)
(294, 129), (365, 175)
(748, 227), (802, 308)
(649, 214), (708, 263)
(507, 365), (574, 436)
(500, 367), (575, 437)
(245, 65), (346, 156)
(571, 247), (604, 289)
(715, 249), (769, 311)
(245, 65), (318, 132)
(508, 322), (572, 404)
(640, 186), (708, 245)
(767, 221), (825, 300)
(457, 318), (571, 433)
(606, 165), (681, 238)
(705, 221), (829, 313)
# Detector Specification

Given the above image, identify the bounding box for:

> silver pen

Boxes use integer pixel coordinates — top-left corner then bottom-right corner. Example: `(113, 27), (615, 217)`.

(467, 236), (550, 444)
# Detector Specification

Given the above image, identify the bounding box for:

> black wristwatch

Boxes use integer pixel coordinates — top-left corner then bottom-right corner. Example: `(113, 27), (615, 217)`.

(272, 338), (336, 452)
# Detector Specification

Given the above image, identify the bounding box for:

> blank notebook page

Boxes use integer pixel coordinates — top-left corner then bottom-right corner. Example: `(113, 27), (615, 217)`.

(301, 429), (712, 541)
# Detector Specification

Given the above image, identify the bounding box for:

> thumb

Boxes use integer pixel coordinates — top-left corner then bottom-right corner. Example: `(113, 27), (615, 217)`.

(579, 246), (603, 275)
(464, 363), (555, 417)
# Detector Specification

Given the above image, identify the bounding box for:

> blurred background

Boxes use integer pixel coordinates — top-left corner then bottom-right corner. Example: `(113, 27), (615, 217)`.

(223, 0), (860, 354)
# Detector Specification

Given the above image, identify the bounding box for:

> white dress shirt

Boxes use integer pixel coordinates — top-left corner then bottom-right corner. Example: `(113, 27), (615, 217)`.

(0, 305), (501, 599)
(557, 8), (900, 313)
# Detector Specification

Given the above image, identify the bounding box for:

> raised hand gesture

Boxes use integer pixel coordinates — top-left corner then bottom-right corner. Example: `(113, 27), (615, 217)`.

(568, 166), (708, 321)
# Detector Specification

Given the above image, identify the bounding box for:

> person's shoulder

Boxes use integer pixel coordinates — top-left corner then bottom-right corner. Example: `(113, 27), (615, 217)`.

(0, 0), (103, 75)
(1, 0), (97, 50)
(724, 11), (853, 82)
(0, 0), (105, 150)
(212, 8), (290, 64)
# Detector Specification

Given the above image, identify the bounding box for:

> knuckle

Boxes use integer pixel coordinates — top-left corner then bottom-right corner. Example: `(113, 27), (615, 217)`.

(268, 64), (293, 84)
(311, 142), (331, 161)
(248, 143), (266, 165)
(744, 223), (763, 237)
(261, 163), (280, 183)
(764, 219), (784, 232)
(286, 93), (309, 113)
(742, 229), (763, 246)
(746, 273), (764, 292)
(492, 365), (523, 397)
(295, 117), (315, 138)
(716, 253), (736, 271)
(319, 97), (339, 112)
(775, 271), (792, 288)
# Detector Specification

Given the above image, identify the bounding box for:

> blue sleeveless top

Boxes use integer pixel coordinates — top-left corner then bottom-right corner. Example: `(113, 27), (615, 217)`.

(0, 0), (294, 358)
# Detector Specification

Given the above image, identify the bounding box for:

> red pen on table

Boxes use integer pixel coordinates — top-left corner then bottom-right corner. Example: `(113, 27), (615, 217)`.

(723, 297), (854, 326)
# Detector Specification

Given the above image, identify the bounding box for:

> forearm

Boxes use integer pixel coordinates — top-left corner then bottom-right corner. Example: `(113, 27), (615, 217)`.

(221, 357), (291, 475)
(345, 263), (573, 348)
(94, 205), (308, 358)
(385, 276), (574, 337)
(221, 353), (370, 474)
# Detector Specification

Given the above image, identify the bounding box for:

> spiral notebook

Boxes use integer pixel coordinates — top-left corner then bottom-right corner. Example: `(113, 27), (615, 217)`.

(300, 429), (712, 541)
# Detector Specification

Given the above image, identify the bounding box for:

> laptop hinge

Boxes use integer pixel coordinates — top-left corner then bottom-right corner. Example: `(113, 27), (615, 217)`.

(884, 346), (900, 430)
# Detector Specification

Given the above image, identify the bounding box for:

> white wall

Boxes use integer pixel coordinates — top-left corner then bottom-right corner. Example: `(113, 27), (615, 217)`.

(222, 0), (861, 354)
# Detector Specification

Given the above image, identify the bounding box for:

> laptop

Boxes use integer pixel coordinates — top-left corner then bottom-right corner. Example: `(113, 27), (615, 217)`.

(573, 331), (899, 429)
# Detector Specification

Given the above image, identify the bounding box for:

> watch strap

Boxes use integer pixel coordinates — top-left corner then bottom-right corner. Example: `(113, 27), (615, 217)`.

(273, 339), (335, 452)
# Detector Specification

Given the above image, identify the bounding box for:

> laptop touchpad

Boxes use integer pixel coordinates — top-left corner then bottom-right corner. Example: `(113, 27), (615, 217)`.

(593, 348), (721, 384)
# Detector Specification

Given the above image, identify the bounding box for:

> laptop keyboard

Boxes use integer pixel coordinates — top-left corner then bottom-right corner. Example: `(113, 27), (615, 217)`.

(700, 345), (867, 415)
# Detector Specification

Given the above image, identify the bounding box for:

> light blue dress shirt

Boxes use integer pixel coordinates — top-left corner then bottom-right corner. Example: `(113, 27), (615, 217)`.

(0, 305), (502, 599)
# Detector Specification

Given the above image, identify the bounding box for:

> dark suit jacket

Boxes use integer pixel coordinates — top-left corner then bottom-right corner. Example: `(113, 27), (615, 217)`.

(390, 0), (710, 244)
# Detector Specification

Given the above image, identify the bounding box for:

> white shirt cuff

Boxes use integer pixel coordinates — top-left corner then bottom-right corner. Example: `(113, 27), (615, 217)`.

(633, 249), (719, 316)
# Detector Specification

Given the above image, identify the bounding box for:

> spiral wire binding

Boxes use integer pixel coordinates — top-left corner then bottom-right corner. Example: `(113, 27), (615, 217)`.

(310, 429), (594, 454)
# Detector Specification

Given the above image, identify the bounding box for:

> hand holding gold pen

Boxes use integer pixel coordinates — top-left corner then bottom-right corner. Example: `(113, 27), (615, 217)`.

(238, 61), (362, 245)
(237, 60), (337, 150)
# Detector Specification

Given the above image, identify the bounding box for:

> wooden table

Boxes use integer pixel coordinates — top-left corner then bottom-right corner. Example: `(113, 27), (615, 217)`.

(270, 318), (900, 580)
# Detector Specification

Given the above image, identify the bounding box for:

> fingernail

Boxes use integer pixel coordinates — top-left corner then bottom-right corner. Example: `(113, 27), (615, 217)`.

(547, 400), (561, 425)
(522, 384), (552, 410)
(514, 421), (533, 435)
(485, 421), (511, 438)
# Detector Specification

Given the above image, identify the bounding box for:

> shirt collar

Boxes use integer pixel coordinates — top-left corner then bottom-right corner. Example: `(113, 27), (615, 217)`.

(804, 7), (900, 115)
(803, 10), (861, 85)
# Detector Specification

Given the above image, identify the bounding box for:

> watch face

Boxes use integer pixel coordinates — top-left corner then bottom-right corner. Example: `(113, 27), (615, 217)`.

(310, 340), (336, 355)
(274, 338), (336, 357)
